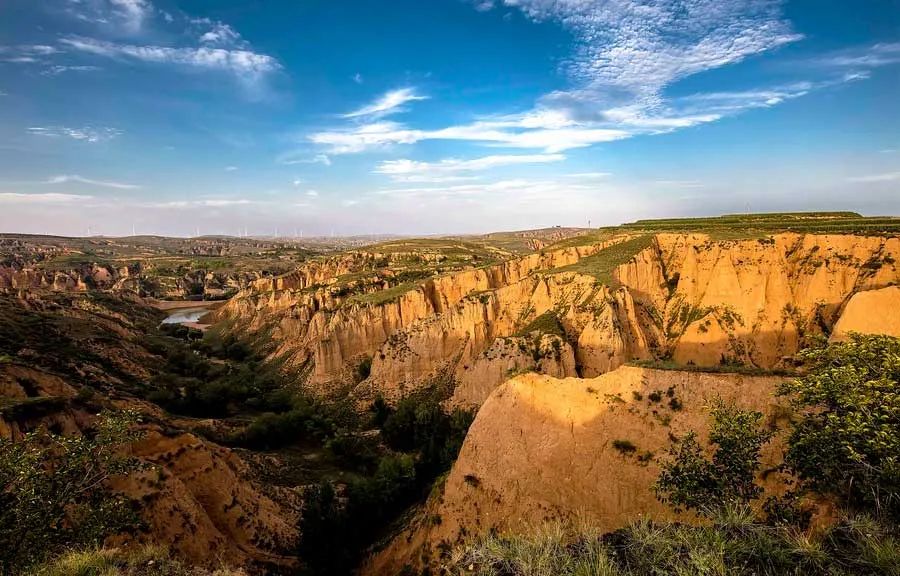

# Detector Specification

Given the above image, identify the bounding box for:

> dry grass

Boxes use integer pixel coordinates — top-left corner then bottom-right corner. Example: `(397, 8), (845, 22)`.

(27, 546), (247, 576)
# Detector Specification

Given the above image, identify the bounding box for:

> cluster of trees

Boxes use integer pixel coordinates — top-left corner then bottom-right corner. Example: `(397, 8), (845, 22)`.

(298, 387), (474, 575)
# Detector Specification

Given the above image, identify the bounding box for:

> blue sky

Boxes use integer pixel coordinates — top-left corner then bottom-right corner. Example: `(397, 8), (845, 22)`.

(0, 0), (898, 237)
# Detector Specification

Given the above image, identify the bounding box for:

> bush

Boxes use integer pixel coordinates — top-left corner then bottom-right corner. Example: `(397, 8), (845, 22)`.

(654, 401), (773, 514)
(780, 334), (900, 518)
(0, 412), (142, 574)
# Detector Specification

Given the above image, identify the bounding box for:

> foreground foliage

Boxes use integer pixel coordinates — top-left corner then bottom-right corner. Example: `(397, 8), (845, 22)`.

(780, 334), (900, 518)
(27, 545), (246, 576)
(452, 510), (900, 576)
(0, 412), (141, 575)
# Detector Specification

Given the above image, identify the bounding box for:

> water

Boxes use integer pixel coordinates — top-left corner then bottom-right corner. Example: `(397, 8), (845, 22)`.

(161, 308), (209, 325)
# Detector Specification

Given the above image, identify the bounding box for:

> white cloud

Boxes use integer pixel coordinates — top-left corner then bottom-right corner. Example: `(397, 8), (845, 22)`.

(311, 120), (628, 154)
(144, 198), (255, 208)
(41, 65), (102, 76)
(375, 153), (565, 182)
(65, 0), (153, 33)
(567, 172), (612, 179)
(27, 126), (122, 143)
(306, 190), (319, 197)
(0, 192), (93, 204)
(200, 23), (244, 47)
(60, 36), (280, 80)
(277, 152), (332, 166)
(500, 0), (801, 102)
(847, 172), (900, 183)
(109, 0), (152, 32)
(46, 175), (140, 190)
(653, 180), (706, 189)
(343, 88), (428, 119)
(353, 73), (364, 84)
(820, 42), (900, 69)
(225, 166), (238, 172)
(0, 45), (61, 63)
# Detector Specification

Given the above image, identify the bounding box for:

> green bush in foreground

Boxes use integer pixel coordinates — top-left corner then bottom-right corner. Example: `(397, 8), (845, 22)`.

(0, 412), (142, 575)
(654, 401), (773, 514)
(780, 334), (900, 518)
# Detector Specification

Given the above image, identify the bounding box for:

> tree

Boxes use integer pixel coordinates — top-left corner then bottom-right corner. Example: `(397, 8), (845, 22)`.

(0, 411), (142, 574)
(780, 334), (900, 517)
(655, 401), (773, 514)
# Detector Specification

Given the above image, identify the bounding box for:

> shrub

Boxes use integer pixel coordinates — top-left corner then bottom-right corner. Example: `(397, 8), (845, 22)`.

(0, 412), (142, 573)
(779, 334), (900, 518)
(612, 439), (637, 454)
(654, 401), (773, 514)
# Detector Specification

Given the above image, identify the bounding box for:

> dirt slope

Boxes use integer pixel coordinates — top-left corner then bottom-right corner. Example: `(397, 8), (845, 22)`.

(364, 366), (791, 574)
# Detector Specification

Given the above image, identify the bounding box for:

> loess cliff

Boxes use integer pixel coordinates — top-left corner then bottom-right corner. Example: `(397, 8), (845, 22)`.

(219, 232), (900, 405)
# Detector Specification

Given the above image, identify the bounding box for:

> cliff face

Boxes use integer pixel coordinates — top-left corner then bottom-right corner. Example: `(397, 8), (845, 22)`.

(220, 232), (900, 405)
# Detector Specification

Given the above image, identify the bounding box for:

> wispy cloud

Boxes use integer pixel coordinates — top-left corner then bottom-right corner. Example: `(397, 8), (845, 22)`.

(306, 1), (824, 157)
(40, 65), (102, 76)
(277, 152), (332, 166)
(65, 0), (153, 34)
(0, 44), (60, 63)
(27, 126), (122, 143)
(0, 192), (93, 204)
(311, 120), (628, 154)
(375, 153), (565, 182)
(225, 166), (239, 172)
(59, 36), (280, 81)
(199, 23), (244, 47)
(819, 42), (900, 69)
(143, 198), (255, 208)
(343, 88), (428, 119)
(847, 172), (900, 183)
(46, 175), (140, 190)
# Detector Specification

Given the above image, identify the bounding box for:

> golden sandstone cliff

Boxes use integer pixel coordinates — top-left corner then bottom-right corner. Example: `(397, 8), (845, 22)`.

(219, 232), (900, 406)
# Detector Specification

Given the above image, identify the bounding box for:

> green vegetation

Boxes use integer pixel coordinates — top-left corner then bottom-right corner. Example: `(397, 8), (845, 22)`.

(612, 439), (638, 454)
(780, 334), (900, 519)
(655, 401), (773, 514)
(629, 358), (797, 377)
(297, 386), (474, 575)
(453, 511), (900, 576)
(27, 545), (243, 576)
(1, 412), (142, 574)
(619, 212), (900, 238)
(515, 310), (566, 339)
(552, 235), (654, 285)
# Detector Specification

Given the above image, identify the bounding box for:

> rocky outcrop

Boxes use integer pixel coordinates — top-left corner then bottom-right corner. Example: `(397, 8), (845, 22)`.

(364, 367), (792, 575)
(111, 429), (297, 569)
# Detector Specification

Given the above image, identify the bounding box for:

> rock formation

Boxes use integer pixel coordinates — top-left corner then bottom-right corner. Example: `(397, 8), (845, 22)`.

(221, 232), (900, 405)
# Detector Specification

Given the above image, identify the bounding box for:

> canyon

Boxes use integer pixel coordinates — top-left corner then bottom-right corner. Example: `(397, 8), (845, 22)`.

(2, 217), (900, 575)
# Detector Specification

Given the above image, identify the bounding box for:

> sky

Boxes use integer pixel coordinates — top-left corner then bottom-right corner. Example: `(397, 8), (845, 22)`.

(0, 0), (898, 237)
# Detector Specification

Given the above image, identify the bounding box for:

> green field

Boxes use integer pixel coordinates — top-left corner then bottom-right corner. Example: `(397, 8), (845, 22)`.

(551, 234), (655, 285)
